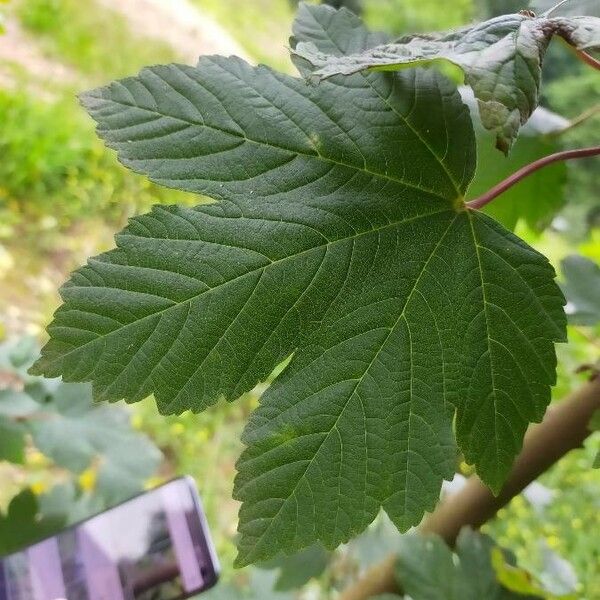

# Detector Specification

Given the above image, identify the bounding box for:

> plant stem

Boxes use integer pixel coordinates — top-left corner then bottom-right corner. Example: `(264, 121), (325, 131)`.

(558, 35), (600, 72)
(575, 49), (600, 72)
(339, 376), (600, 600)
(541, 0), (571, 17)
(466, 146), (600, 210)
(549, 104), (600, 138)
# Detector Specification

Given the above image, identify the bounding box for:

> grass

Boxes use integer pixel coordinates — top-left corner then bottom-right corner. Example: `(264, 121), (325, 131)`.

(0, 89), (195, 234)
(15, 0), (178, 80)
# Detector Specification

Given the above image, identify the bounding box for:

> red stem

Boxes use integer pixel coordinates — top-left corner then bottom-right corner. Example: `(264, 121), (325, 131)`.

(575, 49), (600, 72)
(466, 146), (600, 210)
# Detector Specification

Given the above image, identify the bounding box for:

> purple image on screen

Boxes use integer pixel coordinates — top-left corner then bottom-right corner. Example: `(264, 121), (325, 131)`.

(0, 560), (7, 600)
(0, 479), (218, 600)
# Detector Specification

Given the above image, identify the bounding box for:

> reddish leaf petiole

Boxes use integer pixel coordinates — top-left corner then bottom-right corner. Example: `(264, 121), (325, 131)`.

(466, 146), (600, 210)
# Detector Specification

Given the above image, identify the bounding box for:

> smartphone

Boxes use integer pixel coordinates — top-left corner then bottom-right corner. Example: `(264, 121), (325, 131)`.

(0, 477), (219, 600)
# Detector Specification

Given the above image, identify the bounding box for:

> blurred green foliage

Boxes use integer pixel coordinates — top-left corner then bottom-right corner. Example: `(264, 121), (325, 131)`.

(133, 394), (253, 568)
(0, 89), (194, 236)
(546, 71), (600, 232)
(0, 0), (598, 596)
(16, 0), (177, 79)
(0, 336), (161, 554)
(195, 0), (295, 72)
(363, 0), (472, 34)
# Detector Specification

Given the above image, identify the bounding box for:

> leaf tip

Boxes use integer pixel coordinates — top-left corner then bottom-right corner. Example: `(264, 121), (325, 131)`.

(27, 355), (50, 379)
(495, 135), (512, 156)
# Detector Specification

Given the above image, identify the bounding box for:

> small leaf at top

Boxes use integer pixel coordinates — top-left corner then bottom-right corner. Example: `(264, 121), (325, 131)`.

(293, 11), (600, 153)
(32, 3), (566, 566)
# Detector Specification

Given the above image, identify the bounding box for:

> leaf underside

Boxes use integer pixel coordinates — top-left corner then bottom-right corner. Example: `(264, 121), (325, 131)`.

(293, 10), (600, 153)
(32, 3), (566, 566)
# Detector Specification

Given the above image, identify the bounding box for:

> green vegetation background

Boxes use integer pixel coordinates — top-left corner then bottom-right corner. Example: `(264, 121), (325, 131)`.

(0, 0), (598, 597)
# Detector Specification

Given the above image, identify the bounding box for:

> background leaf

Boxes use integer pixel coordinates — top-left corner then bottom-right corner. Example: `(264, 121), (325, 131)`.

(294, 12), (600, 152)
(27, 381), (162, 504)
(0, 489), (65, 555)
(0, 417), (25, 464)
(397, 529), (543, 600)
(560, 255), (600, 325)
(259, 543), (330, 591)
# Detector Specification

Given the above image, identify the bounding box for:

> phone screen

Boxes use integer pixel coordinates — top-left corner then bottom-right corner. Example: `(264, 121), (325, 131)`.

(0, 477), (219, 600)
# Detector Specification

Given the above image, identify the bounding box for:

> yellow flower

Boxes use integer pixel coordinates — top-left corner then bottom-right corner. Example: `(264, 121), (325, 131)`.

(144, 476), (166, 490)
(31, 481), (48, 495)
(27, 450), (49, 468)
(170, 422), (185, 435)
(512, 496), (524, 509)
(78, 468), (97, 492)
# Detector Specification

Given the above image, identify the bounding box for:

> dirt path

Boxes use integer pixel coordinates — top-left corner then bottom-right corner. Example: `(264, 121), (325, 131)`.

(0, 18), (77, 90)
(0, 0), (249, 92)
(97, 0), (250, 64)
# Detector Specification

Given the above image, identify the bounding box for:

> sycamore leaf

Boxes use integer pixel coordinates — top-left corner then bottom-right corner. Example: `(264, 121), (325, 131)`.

(293, 10), (600, 153)
(32, 3), (565, 566)
(560, 255), (600, 326)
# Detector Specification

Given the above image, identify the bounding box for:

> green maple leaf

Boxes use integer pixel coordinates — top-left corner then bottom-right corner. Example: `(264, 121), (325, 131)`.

(31, 3), (565, 566)
(293, 9), (600, 153)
